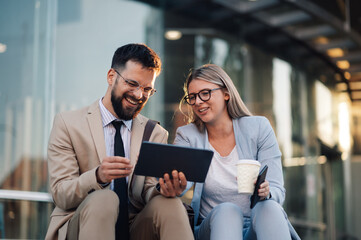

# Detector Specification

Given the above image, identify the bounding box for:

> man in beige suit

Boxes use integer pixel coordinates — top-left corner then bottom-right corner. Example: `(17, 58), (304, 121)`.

(45, 43), (193, 240)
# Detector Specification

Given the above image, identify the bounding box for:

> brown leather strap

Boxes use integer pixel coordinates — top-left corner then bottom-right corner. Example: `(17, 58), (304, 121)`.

(142, 119), (159, 142)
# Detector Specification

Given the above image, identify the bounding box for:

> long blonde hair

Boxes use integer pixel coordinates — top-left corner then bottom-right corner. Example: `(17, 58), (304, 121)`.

(180, 64), (252, 131)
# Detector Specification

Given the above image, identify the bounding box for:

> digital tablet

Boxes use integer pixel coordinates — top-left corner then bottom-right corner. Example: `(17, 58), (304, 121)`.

(134, 141), (214, 182)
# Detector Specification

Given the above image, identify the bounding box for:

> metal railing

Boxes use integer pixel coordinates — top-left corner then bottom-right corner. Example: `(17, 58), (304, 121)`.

(0, 190), (52, 202)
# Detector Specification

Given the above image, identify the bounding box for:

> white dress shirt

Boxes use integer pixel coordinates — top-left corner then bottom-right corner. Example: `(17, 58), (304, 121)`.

(98, 98), (132, 186)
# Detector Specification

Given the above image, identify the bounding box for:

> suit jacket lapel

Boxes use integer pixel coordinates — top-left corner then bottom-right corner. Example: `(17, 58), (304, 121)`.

(129, 116), (145, 166)
(232, 118), (245, 159)
(87, 100), (107, 163)
(129, 115), (146, 191)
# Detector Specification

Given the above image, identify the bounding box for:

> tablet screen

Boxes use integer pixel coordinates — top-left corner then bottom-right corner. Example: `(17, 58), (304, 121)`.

(134, 141), (214, 182)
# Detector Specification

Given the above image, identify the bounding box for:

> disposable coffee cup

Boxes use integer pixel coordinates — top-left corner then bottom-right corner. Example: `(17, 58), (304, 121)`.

(236, 159), (261, 194)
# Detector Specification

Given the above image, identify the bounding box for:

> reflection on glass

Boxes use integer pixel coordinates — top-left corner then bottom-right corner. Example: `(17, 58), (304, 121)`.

(338, 102), (351, 152)
(315, 81), (335, 146)
(0, 199), (53, 239)
(272, 58), (293, 161)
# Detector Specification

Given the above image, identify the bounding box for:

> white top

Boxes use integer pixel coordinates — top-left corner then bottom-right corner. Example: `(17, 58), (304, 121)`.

(200, 144), (252, 218)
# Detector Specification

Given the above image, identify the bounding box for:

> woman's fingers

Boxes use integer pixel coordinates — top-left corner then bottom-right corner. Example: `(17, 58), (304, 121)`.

(259, 180), (269, 198)
(159, 172), (187, 198)
(159, 177), (169, 196)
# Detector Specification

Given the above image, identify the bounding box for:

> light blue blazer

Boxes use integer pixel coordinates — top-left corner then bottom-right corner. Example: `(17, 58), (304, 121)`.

(174, 116), (300, 240)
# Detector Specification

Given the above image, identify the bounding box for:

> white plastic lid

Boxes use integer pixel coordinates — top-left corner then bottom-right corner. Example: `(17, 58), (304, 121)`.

(236, 159), (261, 166)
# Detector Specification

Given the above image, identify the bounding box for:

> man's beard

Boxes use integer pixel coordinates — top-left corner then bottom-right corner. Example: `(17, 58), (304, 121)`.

(111, 88), (146, 120)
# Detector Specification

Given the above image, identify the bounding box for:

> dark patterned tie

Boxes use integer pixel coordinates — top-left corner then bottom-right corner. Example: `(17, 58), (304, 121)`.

(112, 121), (129, 240)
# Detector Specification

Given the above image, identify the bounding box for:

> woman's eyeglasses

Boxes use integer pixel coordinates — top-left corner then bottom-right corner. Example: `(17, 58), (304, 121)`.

(113, 69), (156, 97)
(184, 87), (224, 105)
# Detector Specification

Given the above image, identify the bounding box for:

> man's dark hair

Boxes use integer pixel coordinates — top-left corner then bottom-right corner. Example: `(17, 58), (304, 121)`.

(111, 43), (162, 76)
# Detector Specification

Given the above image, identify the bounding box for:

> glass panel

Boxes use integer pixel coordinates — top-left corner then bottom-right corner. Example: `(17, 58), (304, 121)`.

(0, 0), (54, 192)
(283, 160), (328, 240)
(315, 81), (336, 146)
(54, 0), (162, 113)
(272, 58), (293, 160)
(0, 0), (57, 238)
(0, 0), (163, 238)
(163, 30), (245, 141)
(0, 199), (53, 239)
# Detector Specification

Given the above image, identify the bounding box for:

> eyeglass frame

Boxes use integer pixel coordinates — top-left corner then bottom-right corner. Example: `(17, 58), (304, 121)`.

(113, 68), (157, 97)
(183, 87), (225, 105)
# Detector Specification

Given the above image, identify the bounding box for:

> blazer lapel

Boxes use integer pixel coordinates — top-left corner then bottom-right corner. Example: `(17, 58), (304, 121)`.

(129, 115), (146, 191)
(232, 118), (245, 159)
(129, 116), (145, 166)
(86, 100), (107, 163)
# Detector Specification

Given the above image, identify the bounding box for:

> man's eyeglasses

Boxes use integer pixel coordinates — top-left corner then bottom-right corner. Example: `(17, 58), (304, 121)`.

(113, 69), (156, 97)
(183, 87), (225, 105)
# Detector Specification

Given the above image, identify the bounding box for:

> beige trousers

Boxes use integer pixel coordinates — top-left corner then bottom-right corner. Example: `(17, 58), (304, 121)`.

(66, 189), (194, 240)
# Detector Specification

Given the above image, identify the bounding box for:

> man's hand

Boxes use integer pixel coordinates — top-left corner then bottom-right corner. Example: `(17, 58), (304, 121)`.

(159, 170), (187, 197)
(96, 156), (133, 184)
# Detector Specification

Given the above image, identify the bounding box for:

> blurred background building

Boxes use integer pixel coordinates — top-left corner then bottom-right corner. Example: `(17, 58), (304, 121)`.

(1, 0), (361, 239)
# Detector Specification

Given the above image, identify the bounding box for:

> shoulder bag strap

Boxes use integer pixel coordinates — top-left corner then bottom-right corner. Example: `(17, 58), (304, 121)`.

(142, 119), (159, 142)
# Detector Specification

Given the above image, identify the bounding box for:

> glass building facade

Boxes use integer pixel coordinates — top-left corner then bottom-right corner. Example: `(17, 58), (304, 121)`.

(0, 0), (358, 239)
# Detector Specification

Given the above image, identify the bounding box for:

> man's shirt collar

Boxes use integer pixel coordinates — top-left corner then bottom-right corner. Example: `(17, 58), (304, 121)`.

(98, 98), (132, 131)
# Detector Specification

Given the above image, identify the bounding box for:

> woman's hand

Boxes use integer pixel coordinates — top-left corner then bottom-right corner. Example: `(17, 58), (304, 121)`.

(159, 170), (187, 197)
(258, 180), (270, 200)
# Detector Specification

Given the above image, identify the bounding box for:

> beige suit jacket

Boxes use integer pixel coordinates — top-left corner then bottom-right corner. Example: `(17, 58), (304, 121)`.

(45, 100), (168, 240)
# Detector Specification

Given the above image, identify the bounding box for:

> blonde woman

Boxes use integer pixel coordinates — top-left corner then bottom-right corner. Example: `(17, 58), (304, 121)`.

(175, 64), (300, 240)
